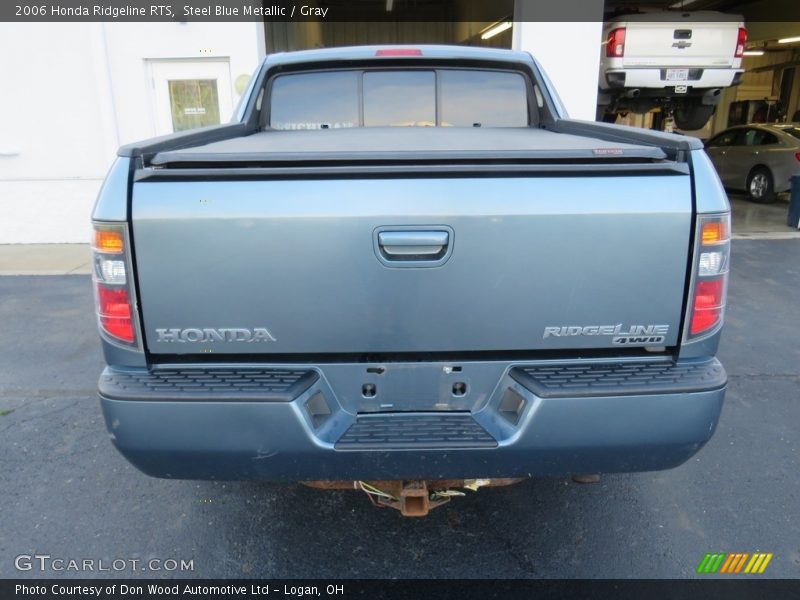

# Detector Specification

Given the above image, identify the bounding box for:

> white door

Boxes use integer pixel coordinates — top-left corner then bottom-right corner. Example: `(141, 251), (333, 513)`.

(149, 60), (234, 135)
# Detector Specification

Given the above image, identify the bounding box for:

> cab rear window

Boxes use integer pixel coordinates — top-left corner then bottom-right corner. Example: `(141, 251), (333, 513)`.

(363, 71), (436, 127)
(269, 69), (529, 130)
(270, 71), (359, 130)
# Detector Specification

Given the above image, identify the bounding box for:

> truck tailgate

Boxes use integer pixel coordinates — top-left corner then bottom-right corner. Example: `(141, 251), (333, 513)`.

(623, 21), (738, 68)
(132, 128), (692, 356)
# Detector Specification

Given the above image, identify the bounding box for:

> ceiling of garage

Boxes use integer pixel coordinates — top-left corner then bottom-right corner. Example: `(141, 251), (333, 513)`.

(294, 1), (799, 48)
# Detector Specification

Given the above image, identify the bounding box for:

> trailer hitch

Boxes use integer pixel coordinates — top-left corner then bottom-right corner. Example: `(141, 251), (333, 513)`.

(303, 478), (525, 517)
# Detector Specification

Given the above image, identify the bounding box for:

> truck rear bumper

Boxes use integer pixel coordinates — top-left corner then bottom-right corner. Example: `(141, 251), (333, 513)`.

(99, 358), (726, 481)
(601, 68), (742, 90)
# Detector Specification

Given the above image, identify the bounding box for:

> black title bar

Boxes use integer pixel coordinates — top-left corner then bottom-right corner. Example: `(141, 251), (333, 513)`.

(3, 0), (800, 22)
(4, 579), (800, 600)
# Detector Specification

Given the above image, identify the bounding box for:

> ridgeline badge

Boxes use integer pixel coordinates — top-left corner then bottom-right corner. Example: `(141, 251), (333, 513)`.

(543, 324), (669, 345)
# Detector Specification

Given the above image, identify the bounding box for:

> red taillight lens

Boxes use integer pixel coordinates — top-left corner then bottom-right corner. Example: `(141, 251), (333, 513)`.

(97, 284), (134, 343)
(691, 278), (724, 335)
(606, 28), (626, 58)
(795, 152), (800, 162)
(735, 27), (747, 58)
(375, 48), (422, 57)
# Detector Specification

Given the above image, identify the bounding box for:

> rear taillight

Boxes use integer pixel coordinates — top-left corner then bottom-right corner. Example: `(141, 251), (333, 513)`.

(93, 223), (138, 346)
(735, 27), (747, 58)
(795, 152), (800, 162)
(687, 214), (730, 339)
(606, 28), (626, 58)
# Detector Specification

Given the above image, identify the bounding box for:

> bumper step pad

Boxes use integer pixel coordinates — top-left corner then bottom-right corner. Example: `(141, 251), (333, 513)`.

(335, 412), (498, 450)
(98, 367), (318, 402)
(511, 359), (726, 399)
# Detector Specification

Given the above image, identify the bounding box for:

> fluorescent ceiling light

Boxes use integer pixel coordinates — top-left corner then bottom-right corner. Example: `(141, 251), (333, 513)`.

(743, 50), (764, 56)
(481, 21), (512, 40)
(669, 0), (702, 8)
(778, 36), (800, 44)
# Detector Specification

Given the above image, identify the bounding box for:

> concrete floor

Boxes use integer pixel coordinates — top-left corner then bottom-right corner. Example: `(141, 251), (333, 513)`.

(0, 244), (91, 275)
(730, 193), (799, 238)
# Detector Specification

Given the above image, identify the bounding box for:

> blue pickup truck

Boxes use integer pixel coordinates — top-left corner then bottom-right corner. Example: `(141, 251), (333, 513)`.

(92, 45), (729, 516)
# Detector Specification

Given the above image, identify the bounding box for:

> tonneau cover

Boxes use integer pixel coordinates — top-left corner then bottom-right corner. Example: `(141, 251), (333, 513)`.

(150, 127), (668, 166)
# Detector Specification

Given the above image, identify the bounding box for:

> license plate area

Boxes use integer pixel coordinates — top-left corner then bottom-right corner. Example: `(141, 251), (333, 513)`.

(666, 68), (689, 81)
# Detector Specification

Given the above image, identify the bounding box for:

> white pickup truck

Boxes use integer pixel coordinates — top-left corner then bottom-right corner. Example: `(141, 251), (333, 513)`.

(598, 11), (746, 129)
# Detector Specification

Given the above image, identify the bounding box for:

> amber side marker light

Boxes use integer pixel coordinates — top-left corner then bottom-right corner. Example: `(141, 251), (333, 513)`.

(701, 221), (728, 245)
(94, 229), (124, 254)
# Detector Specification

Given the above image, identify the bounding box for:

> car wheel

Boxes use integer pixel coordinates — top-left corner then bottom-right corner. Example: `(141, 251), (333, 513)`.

(673, 103), (715, 130)
(746, 167), (775, 203)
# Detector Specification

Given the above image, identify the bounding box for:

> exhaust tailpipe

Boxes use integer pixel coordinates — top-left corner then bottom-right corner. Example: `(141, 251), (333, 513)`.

(702, 88), (722, 106)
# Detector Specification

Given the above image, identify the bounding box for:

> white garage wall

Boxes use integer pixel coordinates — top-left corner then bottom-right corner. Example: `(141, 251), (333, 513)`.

(0, 22), (264, 244)
(0, 23), (112, 244)
(512, 0), (604, 121)
(103, 22), (264, 145)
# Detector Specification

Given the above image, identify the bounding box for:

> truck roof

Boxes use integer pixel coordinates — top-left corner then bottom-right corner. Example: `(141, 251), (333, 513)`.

(264, 44), (534, 67)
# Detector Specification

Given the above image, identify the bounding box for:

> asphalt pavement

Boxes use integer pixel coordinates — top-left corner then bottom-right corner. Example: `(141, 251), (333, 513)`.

(0, 239), (798, 579)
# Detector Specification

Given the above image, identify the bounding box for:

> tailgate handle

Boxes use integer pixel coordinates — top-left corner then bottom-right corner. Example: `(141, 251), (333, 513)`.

(378, 231), (449, 257)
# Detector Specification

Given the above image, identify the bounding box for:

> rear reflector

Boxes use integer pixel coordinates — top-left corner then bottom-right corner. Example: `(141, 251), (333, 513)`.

(735, 27), (747, 58)
(97, 284), (134, 343)
(376, 48), (423, 56)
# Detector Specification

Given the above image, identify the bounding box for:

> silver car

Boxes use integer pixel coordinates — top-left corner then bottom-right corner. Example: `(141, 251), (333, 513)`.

(705, 123), (800, 202)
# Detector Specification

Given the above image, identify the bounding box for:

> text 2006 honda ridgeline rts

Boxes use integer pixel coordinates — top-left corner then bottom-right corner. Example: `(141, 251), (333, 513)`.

(92, 46), (729, 516)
